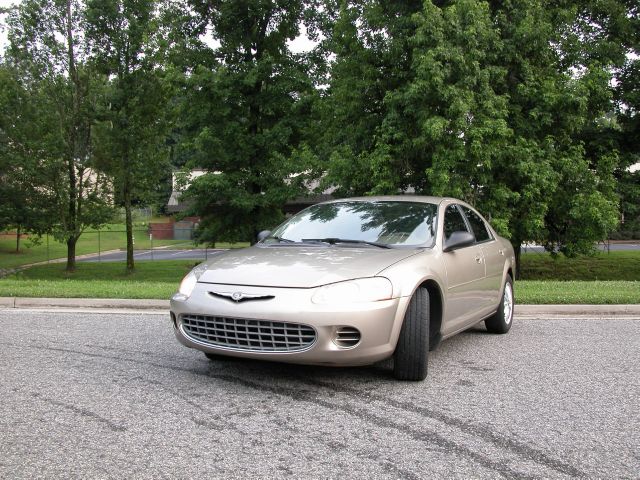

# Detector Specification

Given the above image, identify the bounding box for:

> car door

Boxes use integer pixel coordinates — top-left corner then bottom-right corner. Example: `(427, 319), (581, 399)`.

(441, 204), (486, 333)
(460, 206), (503, 306)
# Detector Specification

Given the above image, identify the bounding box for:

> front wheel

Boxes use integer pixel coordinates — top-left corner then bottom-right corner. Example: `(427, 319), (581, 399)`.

(393, 287), (430, 381)
(485, 275), (514, 334)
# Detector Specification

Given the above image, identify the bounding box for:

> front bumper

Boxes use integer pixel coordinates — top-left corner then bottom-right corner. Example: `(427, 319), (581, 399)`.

(170, 282), (410, 366)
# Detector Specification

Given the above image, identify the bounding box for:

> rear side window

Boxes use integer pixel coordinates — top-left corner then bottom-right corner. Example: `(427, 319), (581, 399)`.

(461, 207), (492, 242)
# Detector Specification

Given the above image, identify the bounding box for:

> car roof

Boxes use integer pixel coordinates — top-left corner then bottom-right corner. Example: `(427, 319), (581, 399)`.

(321, 195), (454, 206)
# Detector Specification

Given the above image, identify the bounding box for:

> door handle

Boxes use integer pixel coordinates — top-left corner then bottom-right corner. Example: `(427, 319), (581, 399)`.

(475, 256), (482, 264)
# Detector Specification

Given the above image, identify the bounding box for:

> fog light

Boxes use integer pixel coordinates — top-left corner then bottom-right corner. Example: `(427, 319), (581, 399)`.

(333, 327), (361, 348)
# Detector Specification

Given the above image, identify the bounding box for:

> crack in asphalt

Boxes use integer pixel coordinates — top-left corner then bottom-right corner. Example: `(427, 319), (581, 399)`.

(3, 342), (555, 479)
(108, 366), (427, 480)
(30, 392), (127, 433)
(195, 369), (536, 479)
(290, 377), (586, 478)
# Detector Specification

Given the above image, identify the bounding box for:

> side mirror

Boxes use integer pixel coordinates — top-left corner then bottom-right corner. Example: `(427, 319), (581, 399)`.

(257, 230), (271, 242)
(443, 231), (475, 252)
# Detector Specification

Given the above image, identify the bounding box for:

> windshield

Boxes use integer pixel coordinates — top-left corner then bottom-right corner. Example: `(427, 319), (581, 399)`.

(266, 201), (438, 247)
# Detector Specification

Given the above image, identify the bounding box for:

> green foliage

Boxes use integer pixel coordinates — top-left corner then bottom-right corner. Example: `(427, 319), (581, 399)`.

(520, 251), (640, 281)
(318, 0), (422, 196)
(316, 0), (630, 268)
(0, 64), (53, 242)
(3, 0), (113, 270)
(615, 54), (640, 236)
(1, 0), (636, 258)
(86, 0), (172, 271)
(173, 0), (323, 242)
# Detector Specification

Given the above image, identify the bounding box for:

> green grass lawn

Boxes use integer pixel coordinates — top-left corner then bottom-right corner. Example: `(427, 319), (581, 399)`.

(0, 279), (178, 299)
(515, 281), (640, 304)
(0, 257), (638, 303)
(0, 261), (194, 299)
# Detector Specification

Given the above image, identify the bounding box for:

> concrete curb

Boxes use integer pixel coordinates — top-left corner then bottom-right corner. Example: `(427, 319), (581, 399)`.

(0, 297), (15, 307)
(517, 304), (640, 316)
(0, 297), (639, 316)
(2, 297), (168, 310)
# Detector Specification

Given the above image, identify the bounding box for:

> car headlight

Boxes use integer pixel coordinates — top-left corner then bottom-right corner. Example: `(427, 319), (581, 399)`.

(311, 277), (393, 304)
(173, 263), (208, 300)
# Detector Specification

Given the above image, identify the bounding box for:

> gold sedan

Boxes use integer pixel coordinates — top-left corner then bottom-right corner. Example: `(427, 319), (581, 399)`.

(170, 196), (516, 381)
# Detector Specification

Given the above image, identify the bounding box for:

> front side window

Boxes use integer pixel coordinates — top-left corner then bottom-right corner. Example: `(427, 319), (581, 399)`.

(443, 205), (469, 241)
(267, 201), (438, 247)
(461, 207), (492, 242)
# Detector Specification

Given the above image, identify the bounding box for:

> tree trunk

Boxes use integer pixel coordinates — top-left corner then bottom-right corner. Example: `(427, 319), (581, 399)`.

(64, 0), (80, 275)
(66, 236), (77, 272)
(16, 224), (21, 253)
(124, 174), (134, 273)
(512, 241), (522, 280)
(65, 155), (78, 271)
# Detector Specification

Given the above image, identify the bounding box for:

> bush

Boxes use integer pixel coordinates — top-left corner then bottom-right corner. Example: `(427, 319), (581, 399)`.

(609, 230), (640, 240)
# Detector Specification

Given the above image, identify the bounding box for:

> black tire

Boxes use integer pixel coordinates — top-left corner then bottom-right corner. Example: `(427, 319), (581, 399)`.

(393, 287), (430, 381)
(485, 275), (514, 334)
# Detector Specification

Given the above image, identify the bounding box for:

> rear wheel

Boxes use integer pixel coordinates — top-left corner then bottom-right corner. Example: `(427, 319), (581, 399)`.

(485, 275), (514, 334)
(393, 287), (430, 381)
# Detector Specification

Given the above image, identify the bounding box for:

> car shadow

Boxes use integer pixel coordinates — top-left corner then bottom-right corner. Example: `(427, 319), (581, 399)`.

(202, 353), (396, 382)
(194, 323), (492, 384)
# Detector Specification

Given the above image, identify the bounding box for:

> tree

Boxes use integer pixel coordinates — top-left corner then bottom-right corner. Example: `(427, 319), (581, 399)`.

(86, 0), (171, 273)
(318, 0), (423, 196)
(5, 0), (112, 271)
(614, 13), (640, 237)
(317, 0), (629, 275)
(175, 0), (318, 243)
(479, 1), (621, 266)
(0, 63), (53, 251)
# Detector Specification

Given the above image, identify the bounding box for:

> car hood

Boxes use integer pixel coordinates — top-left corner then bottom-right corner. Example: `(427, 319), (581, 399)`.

(197, 245), (422, 288)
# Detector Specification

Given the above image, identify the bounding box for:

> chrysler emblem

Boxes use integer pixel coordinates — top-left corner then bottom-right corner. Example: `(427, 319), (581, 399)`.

(208, 291), (275, 303)
(231, 292), (244, 302)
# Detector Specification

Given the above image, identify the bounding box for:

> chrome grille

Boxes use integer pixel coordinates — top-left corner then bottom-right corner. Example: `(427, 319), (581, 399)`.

(180, 314), (316, 352)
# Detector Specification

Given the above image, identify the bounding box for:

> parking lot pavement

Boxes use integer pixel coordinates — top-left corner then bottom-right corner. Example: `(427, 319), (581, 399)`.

(78, 248), (225, 262)
(521, 242), (640, 253)
(0, 311), (638, 479)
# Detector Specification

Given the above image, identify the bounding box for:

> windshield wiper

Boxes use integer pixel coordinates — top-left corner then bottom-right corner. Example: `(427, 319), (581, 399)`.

(266, 235), (297, 243)
(301, 238), (391, 249)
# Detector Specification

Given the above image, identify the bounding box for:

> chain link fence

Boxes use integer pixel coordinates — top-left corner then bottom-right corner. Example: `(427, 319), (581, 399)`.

(36, 227), (220, 263)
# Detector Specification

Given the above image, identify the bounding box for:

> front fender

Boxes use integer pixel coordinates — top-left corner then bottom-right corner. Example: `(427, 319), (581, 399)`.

(377, 249), (447, 299)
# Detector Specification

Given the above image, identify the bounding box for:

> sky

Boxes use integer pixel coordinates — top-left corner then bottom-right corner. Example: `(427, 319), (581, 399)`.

(0, 0), (14, 50)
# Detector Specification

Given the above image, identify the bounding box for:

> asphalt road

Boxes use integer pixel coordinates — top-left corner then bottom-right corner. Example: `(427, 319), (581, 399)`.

(78, 242), (640, 263)
(1, 310), (638, 479)
(78, 248), (224, 262)
(521, 243), (640, 253)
